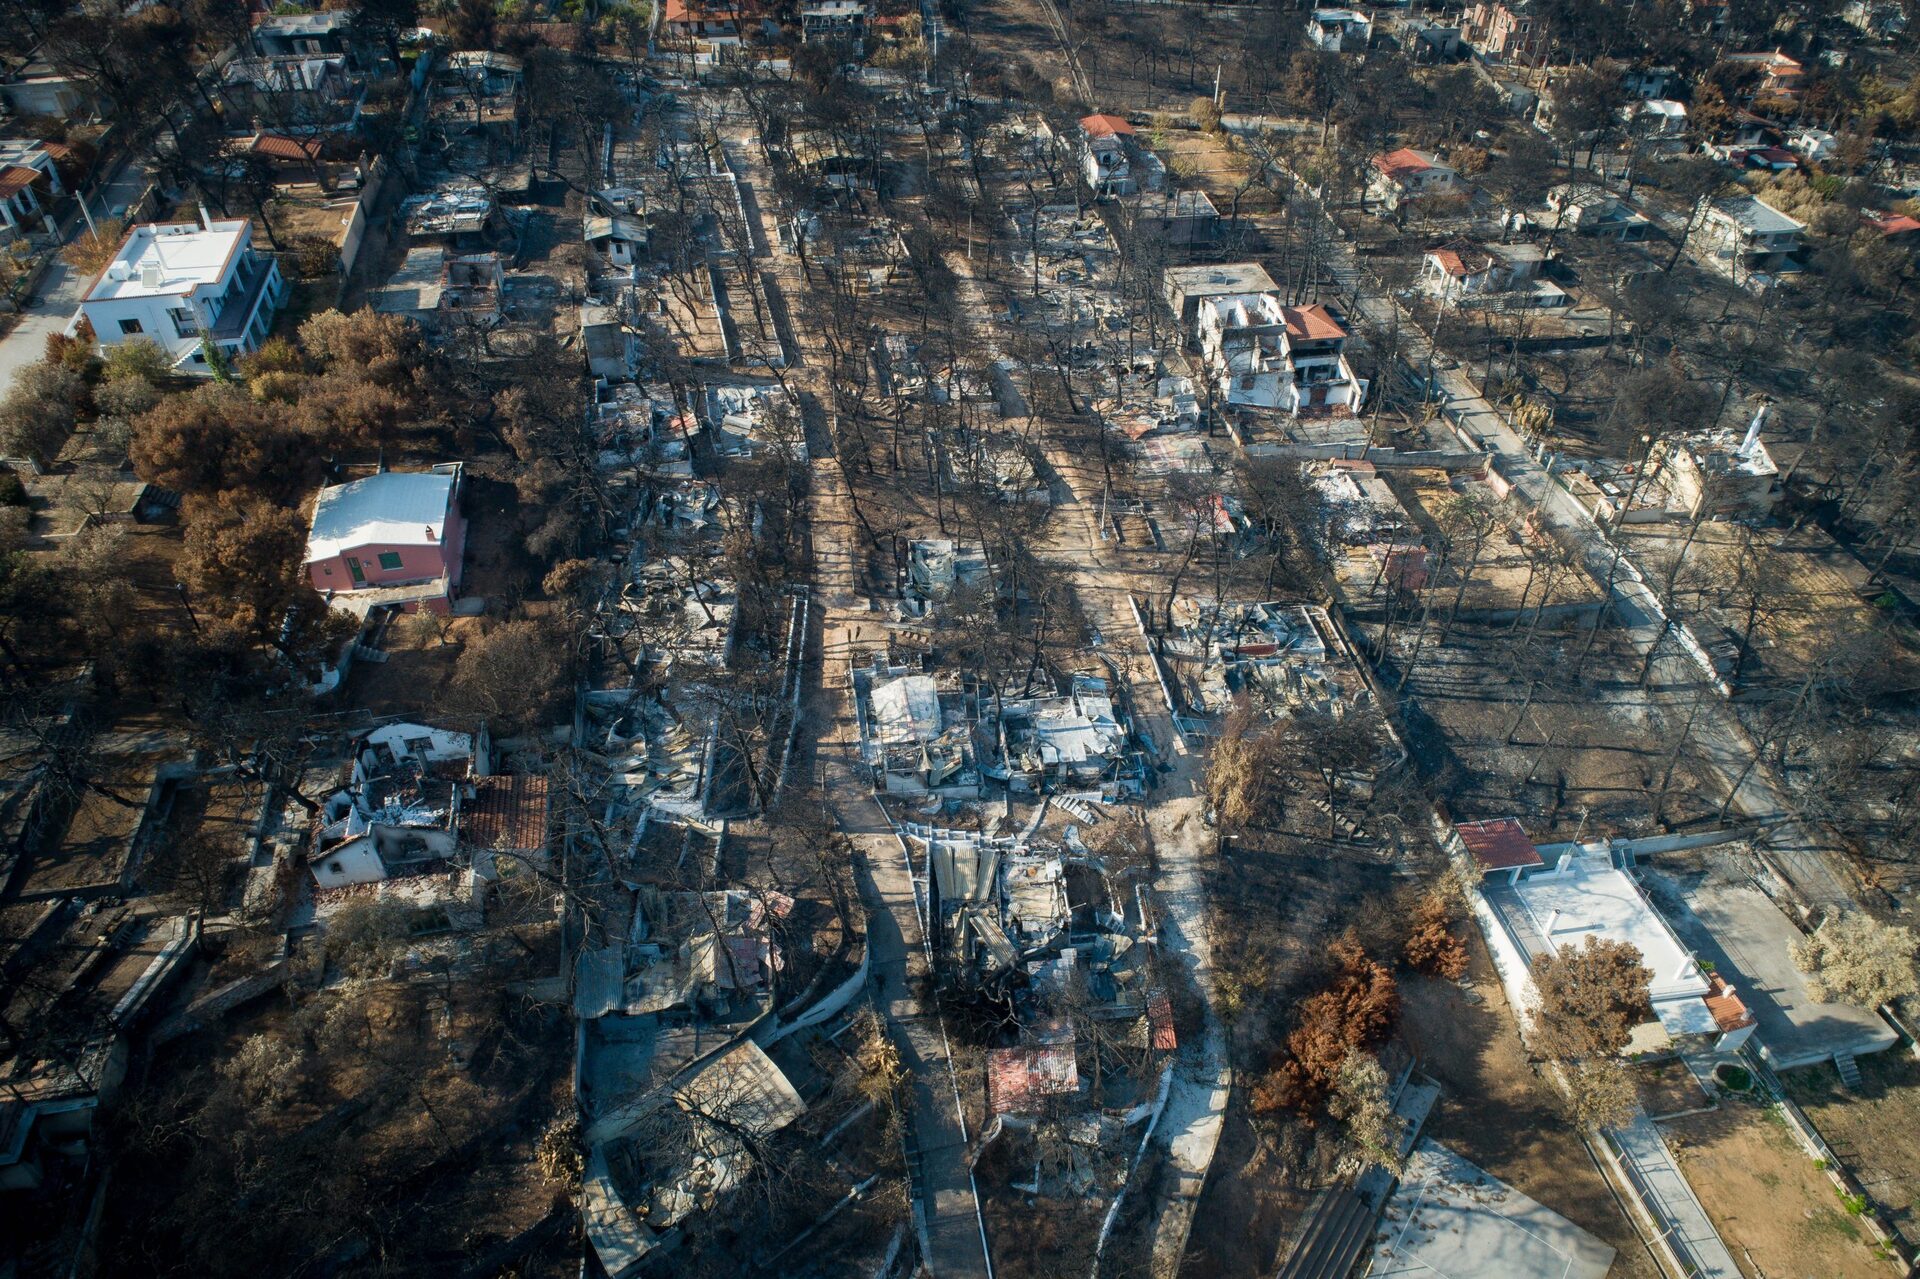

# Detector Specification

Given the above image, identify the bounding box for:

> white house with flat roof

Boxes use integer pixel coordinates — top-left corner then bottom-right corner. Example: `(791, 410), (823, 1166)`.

(1474, 843), (1768, 1052)
(78, 217), (287, 374)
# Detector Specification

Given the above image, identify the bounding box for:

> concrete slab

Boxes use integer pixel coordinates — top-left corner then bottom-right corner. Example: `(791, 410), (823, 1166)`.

(1610, 1110), (1740, 1279)
(1644, 865), (1897, 1070)
(1366, 1141), (1615, 1279)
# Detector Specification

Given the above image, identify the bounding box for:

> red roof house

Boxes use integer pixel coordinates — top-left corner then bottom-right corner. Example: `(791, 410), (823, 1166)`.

(1080, 113), (1135, 138)
(1457, 818), (1544, 878)
(1863, 209), (1920, 239)
(1281, 303), (1349, 343)
(1372, 147), (1435, 181)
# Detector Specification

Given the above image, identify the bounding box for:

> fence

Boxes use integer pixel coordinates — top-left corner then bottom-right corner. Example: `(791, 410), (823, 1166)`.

(1750, 1053), (1918, 1275)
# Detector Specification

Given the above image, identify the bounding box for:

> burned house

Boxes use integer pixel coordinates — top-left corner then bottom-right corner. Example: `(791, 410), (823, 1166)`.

(308, 722), (547, 889)
(577, 887), (800, 1275)
(583, 1038), (805, 1277)
(371, 247), (505, 329)
(854, 664), (984, 797)
(1647, 403), (1782, 521)
(921, 832), (1068, 985)
(594, 380), (696, 477)
(871, 333), (929, 399)
(430, 50), (524, 149)
(901, 539), (989, 619)
(997, 675), (1139, 798)
(703, 383), (805, 461)
(399, 185), (504, 252)
(623, 888), (788, 1020)
(1160, 599), (1373, 727)
(583, 301), (641, 382)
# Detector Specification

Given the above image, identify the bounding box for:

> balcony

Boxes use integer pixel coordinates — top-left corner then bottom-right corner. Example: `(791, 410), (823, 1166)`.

(210, 257), (278, 341)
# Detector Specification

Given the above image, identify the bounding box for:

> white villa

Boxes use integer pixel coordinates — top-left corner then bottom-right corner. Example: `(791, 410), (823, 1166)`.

(77, 217), (287, 374)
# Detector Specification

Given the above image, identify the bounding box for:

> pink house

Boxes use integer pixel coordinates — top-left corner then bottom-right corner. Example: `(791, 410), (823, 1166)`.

(305, 464), (466, 614)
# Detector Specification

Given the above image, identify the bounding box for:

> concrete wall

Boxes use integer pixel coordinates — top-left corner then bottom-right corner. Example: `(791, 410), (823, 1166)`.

(311, 836), (386, 886)
(1464, 871), (1541, 1029)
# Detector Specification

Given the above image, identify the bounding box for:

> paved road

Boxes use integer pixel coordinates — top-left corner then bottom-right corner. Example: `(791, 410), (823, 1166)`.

(0, 158), (155, 398)
(842, 743), (996, 1279)
(1279, 201), (1855, 913)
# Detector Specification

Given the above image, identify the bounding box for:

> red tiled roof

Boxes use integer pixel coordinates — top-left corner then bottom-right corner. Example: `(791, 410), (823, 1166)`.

(0, 166), (41, 199)
(249, 132), (323, 162)
(1147, 991), (1177, 1052)
(1080, 113), (1135, 138)
(1704, 974), (1756, 1033)
(987, 1043), (1079, 1116)
(1863, 209), (1920, 237)
(1430, 242), (1496, 276)
(664, 0), (749, 23)
(462, 774), (550, 852)
(1373, 147), (1434, 180)
(1457, 818), (1543, 872)
(1281, 303), (1347, 342)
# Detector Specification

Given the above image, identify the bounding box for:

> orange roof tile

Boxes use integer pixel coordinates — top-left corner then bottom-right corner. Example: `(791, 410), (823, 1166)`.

(249, 133), (324, 162)
(463, 774), (550, 852)
(0, 166), (41, 199)
(1081, 113), (1135, 138)
(1864, 209), (1920, 237)
(664, 0), (750, 23)
(1704, 974), (1756, 1033)
(986, 1043), (1078, 1116)
(1147, 991), (1177, 1052)
(1373, 147), (1433, 181)
(1281, 303), (1347, 342)
(1457, 818), (1543, 872)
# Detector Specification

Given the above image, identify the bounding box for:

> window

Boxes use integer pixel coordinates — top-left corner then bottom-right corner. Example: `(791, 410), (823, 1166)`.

(117, 318), (143, 335)
(169, 306), (198, 336)
(377, 552), (404, 570)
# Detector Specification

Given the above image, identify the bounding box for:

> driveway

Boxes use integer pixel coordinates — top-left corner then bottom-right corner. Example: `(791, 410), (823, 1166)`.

(0, 157), (154, 398)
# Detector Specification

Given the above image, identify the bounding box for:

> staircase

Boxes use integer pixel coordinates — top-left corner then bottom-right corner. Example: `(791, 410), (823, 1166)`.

(1307, 794), (1367, 842)
(1273, 1185), (1377, 1279)
(1835, 1051), (1863, 1091)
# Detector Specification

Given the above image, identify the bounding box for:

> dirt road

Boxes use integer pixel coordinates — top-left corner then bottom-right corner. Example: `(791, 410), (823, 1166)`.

(723, 121), (998, 1278)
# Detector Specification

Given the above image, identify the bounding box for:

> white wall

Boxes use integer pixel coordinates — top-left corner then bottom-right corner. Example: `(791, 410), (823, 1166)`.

(312, 837), (387, 886)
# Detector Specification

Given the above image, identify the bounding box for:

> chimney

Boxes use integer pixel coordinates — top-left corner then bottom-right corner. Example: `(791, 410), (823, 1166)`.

(198, 201), (212, 231)
(1739, 400), (1770, 460)
(425, 524), (437, 543)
